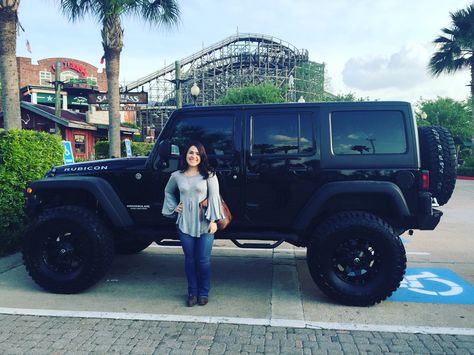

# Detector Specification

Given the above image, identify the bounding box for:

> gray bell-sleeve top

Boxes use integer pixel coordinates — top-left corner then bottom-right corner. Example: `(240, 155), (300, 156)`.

(162, 170), (224, 237)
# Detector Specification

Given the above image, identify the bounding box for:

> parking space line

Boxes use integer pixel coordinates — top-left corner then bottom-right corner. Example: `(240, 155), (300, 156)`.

(0, 307), (472, 335)
(271, 248), (304, 322)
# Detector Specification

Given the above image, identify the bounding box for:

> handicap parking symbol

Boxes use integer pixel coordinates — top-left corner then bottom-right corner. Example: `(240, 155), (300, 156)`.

(62, 141), (74, 165)
(389, 268), (474, 304)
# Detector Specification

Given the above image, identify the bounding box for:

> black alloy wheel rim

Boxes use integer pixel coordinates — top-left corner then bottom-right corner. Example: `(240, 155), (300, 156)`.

(39, 230), (86, 277)
(331, 236), (381, 284)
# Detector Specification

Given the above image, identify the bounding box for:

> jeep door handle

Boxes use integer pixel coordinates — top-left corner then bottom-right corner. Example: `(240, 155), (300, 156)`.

(289, 167), (308, 176)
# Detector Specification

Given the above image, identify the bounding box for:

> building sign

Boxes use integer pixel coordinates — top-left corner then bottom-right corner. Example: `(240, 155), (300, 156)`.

(88, 92), (148, 104)
(68, 95), (88, 106)
(51, 61), (88, 77)
(37, 93), (57, 104)
(69, 78), (97, 85)
(96, 104), (138, 111)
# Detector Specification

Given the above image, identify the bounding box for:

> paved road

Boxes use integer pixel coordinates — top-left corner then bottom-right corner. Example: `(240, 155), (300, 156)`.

(1, 314), (473, 354)
(0, 180), (473, 353)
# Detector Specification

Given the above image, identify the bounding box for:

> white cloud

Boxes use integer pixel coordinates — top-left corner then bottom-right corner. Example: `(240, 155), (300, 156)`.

(342, 43), (431, 90)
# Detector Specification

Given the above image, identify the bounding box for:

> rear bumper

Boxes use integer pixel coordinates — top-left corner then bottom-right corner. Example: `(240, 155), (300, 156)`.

(415, 191), (442, 230)
(417, 208), (443, 230)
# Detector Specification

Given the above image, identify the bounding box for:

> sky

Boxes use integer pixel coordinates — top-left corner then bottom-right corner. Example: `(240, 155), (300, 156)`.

(16, 0), (473, 104)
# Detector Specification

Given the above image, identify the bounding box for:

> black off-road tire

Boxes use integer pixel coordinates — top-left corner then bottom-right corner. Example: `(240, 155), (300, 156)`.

(418, 125), (456, 206)
(115, 239), (153, 255)
(307, 211), (406, 306)
(22, 206), (114, 294)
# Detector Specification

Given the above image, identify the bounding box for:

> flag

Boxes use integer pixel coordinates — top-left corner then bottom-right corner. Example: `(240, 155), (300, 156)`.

(26, 40), (32, 54)
(100, 55), (105, 64)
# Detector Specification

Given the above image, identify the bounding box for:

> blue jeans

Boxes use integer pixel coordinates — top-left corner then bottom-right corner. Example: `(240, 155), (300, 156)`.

(178, 228), (214, 297)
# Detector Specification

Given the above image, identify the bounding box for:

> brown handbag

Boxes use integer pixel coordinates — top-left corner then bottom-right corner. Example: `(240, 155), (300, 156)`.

(199, 196), (232, 231)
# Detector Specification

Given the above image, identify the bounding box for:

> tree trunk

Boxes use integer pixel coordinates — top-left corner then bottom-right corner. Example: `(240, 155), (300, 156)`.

(0, 2), (21, 130)
(471, 61), (474, 155)
(105, 48), (122, 158)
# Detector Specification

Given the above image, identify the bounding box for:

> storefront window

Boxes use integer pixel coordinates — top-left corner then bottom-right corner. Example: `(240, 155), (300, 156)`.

(39, 71), (52, 86)
(74, 134), (86, 154)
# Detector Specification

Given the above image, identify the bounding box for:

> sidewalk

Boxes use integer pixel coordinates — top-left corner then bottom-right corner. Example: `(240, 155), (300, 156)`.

(1, 314), (473, 354)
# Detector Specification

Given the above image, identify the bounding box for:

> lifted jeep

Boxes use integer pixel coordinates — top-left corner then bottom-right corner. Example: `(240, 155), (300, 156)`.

(22, 101), (456, 306)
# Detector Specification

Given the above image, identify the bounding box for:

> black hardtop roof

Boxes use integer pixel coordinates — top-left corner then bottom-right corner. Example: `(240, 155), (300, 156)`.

(175, 101), (411, 114)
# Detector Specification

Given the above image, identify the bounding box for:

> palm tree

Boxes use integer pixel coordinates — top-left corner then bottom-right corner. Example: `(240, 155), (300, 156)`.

(59, 0), (179, 158)
(0, 0), (22, 130)
(429, 4), (474, 154)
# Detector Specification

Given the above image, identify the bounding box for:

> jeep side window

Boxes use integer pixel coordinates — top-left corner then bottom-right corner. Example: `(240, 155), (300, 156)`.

(331, 110), (407, 155)
(170, 115), (234, 156)
(251, 113), (314, 155)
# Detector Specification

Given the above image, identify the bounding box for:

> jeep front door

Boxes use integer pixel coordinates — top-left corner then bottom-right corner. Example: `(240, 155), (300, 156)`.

(244, 110), (318, 227)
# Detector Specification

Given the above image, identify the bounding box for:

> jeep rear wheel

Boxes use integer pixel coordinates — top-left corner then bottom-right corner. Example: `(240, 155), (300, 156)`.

(307, 211), (406, 306)
(418, 125), (456, 206)
(22, 206), (114, 294)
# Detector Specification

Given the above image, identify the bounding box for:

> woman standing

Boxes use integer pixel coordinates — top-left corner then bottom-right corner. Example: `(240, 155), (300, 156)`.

(162, 141), (224, 307)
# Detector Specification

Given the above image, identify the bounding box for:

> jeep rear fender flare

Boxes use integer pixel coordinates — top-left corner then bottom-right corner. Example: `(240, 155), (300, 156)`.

(28, 176), (133, 227)
(294, 181), (410, 231)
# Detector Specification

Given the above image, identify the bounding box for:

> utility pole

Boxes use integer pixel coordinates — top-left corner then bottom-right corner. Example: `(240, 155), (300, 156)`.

(175, 61), (182, 109)
(54, 61), (62, 117)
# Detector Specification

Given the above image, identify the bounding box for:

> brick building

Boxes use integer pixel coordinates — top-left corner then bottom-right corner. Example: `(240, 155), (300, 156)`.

(0, 57), (138, 160)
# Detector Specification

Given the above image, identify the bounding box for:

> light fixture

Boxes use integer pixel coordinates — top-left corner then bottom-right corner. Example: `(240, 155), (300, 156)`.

(191, 83), (200, 106)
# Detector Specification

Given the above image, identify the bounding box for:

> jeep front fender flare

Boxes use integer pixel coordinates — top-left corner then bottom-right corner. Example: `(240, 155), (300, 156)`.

(28, 176), (133, 227)
(293, 181), (410, 231)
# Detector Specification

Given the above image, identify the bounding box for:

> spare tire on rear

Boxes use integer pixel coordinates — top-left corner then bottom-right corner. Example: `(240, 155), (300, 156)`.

(418, 125), (456, 206)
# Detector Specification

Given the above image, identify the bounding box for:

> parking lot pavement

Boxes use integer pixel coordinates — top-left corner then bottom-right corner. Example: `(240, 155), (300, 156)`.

(0, 180), (473, 353)
(1, 314), (473, 354)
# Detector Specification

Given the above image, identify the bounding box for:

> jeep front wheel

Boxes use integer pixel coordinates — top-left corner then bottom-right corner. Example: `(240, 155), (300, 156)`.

(22, 206), (114, 294)
(307, 211), (406, 306)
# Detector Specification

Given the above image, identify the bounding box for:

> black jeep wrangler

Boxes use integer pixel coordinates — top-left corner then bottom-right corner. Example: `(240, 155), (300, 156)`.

(22, 101), (456, 306)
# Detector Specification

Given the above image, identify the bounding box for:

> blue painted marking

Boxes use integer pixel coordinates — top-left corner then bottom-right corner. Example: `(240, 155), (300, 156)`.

(399, 236), (410, 244)
(389, 268), (474, 304)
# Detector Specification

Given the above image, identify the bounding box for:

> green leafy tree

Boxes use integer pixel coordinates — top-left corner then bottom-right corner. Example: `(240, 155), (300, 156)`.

(0, 0), (22, 130)
(217, 82), (285, 105)
(415, 97), (472, 139)
(429, 4), (474, 153)
(59, 0), (180, 158)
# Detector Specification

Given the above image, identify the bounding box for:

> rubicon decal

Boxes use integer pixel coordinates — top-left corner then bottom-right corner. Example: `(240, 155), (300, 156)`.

(126, 205), (150, 210)
(64, 165), (109, 172)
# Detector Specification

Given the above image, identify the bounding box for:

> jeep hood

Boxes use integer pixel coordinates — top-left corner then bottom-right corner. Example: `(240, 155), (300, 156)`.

(48, 157), (148, 177)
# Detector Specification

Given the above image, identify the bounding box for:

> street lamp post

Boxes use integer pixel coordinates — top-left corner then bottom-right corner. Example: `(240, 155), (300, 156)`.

(191, 83), (200, 106)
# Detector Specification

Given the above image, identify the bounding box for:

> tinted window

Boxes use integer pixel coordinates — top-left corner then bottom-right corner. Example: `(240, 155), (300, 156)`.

(331, 111), (406, 155)
(171, 115), (234, 155)
(252, 113), (314, 155)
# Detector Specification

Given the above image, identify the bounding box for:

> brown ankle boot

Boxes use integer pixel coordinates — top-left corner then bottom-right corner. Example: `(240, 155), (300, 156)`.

(198, 296), (208, 306)
(187, 296), (197, 307)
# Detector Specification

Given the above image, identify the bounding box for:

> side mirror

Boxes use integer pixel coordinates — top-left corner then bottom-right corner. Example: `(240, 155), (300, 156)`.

(158, 140), (171, 160)
(158, 140), (180, 160)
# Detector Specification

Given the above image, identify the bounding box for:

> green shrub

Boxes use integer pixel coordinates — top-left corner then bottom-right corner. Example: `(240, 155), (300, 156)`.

(463, 156), (474, 167)
(458, 166), (474, 177)
(0, 129), (63, 255)
(94, 140), (154, 159)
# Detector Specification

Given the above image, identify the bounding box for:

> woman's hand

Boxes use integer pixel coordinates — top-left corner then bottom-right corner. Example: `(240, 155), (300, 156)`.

(174, 202), (183, 214)
(208, 221), (218, 234)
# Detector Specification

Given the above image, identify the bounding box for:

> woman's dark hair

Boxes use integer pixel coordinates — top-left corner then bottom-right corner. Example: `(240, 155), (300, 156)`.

(180, 141), (214, 179)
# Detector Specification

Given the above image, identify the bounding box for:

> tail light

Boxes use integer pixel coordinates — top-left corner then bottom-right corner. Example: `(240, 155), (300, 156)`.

(421, 170), (430, 191)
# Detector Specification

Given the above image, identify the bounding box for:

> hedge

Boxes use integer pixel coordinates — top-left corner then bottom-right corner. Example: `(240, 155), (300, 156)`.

(94, 140), (154, 160)
(0, 129), (63, 255)
(458, 156), (474, 177)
